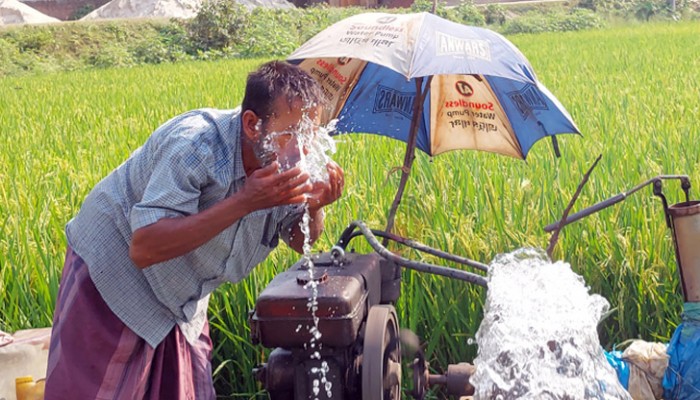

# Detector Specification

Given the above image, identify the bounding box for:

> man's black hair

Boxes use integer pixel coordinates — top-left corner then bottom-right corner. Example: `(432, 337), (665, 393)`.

(241, 61), (325, 122)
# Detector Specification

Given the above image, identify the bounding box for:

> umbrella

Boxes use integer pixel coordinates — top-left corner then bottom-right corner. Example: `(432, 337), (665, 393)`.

(288, 12), (580, 233)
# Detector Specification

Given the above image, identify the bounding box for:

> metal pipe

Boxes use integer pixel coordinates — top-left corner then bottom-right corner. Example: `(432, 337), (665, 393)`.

(334, 221), (488, 287)
(544, 175), (691, 233)
(340, 229), (489, 272)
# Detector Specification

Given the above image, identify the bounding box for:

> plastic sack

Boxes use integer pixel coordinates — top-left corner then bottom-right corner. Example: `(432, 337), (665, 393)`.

(605, 340), (669, 400)
(0, 328), (51, 400)
(622, 340), (668, 400)
(663, 302), (700, 400)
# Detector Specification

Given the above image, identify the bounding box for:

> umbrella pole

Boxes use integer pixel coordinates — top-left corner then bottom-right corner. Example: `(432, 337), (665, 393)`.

(384, 76), (432, 238)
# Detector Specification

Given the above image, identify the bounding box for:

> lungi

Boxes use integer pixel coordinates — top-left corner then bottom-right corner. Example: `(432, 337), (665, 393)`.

(44, 247), (215, 400)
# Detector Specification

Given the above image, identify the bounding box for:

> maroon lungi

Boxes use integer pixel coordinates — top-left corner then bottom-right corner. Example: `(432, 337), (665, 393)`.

(44, 247), (215, 400)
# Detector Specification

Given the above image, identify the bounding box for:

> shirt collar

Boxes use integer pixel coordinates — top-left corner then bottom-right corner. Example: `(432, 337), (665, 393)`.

(231, 108), (247, 182)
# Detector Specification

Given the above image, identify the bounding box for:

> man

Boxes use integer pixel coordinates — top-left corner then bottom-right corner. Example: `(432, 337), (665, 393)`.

(44, 61), (344, 399)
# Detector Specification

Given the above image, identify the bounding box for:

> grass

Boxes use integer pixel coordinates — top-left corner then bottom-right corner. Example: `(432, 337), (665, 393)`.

(1, 21), (699, 397)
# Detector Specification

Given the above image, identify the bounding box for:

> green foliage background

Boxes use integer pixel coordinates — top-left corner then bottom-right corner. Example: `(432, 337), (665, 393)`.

(1, 14), (699, 399)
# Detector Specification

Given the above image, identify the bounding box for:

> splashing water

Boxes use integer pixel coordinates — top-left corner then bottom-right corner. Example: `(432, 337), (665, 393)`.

(260, 114), (337, 184)
(471, 248), (631, 400)
(301, 118), (337, 183)
(263, 112), (338, 400)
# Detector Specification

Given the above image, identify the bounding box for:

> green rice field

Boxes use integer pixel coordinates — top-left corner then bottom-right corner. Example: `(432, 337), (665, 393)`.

(1, 21), (699, 397)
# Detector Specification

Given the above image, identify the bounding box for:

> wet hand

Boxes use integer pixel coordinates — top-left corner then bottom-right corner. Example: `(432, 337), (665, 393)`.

(306, 161), (344, 210)
(240, 162), (312, 211)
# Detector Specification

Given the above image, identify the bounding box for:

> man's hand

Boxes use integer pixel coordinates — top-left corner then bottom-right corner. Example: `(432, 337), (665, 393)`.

(281, 162), (344, 254)
(239, 162), (312, 212)
(306, 161), (344, 211)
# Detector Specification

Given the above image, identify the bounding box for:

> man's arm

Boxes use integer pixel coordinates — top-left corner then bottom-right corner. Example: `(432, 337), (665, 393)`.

(129, 163), (311, 268)
(130, 192), (252, 268)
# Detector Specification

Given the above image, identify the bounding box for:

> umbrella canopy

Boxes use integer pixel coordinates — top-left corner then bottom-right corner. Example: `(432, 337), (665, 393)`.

(289, 11), (579, 159)
(288, 12), (580, 231)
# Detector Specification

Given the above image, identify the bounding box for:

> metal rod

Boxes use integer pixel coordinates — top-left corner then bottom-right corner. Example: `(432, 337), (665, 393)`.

(428, 374), (447, 385)
(336, 221), (488, 287)
(544, 193), (626, 233)
(340, 229), (488, 272)
(546, 154), (601, 258)
(543, 175), (691, 233)
(384, 76), (432, 238)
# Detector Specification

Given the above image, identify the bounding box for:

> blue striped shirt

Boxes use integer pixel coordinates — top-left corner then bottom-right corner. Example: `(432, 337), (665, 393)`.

(66, 108), (302, 347)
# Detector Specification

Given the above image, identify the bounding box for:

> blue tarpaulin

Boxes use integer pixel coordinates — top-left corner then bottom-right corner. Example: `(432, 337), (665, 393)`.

(604, 349), (630, 389)
(663, 302), (700, 399)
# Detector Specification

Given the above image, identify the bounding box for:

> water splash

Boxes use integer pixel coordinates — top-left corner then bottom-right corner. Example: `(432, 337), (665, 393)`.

(270, 114), (337, 400)
(472, 248), (631, 400)
(261, 114), (337, 184)
(302, 118), (337, 183)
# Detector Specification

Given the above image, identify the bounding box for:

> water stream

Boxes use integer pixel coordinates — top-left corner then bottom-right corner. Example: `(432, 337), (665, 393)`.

(264, 113), (338, 399)
(472, 248), (631, 400)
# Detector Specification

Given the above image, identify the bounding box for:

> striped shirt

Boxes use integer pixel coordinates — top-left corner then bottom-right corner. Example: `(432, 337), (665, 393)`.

(66, 108), (302, 348)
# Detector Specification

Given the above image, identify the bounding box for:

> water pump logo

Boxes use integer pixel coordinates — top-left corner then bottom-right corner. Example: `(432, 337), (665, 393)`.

(455, 81), (474, 97)
(507, 83), (549, 119)
(373, 85), (415, 118)
(377, 16), (397, 24)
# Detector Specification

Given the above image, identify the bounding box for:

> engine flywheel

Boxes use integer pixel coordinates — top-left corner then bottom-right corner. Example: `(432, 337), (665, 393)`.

(362, 305), (401, 400)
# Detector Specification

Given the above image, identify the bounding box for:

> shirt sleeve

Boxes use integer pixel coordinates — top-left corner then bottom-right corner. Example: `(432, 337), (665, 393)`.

(278, 204), (306, 237)
(130, 137), (212, 232)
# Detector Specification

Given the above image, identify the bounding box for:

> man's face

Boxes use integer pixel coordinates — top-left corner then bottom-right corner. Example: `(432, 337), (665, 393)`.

(255, 97), (323, 170)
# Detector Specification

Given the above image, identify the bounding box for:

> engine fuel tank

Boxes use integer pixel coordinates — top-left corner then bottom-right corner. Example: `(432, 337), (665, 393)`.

(250, 252), (383, 348)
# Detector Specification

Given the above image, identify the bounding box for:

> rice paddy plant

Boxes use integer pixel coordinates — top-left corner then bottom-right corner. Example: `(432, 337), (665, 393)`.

(1, 22), (698, 396)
